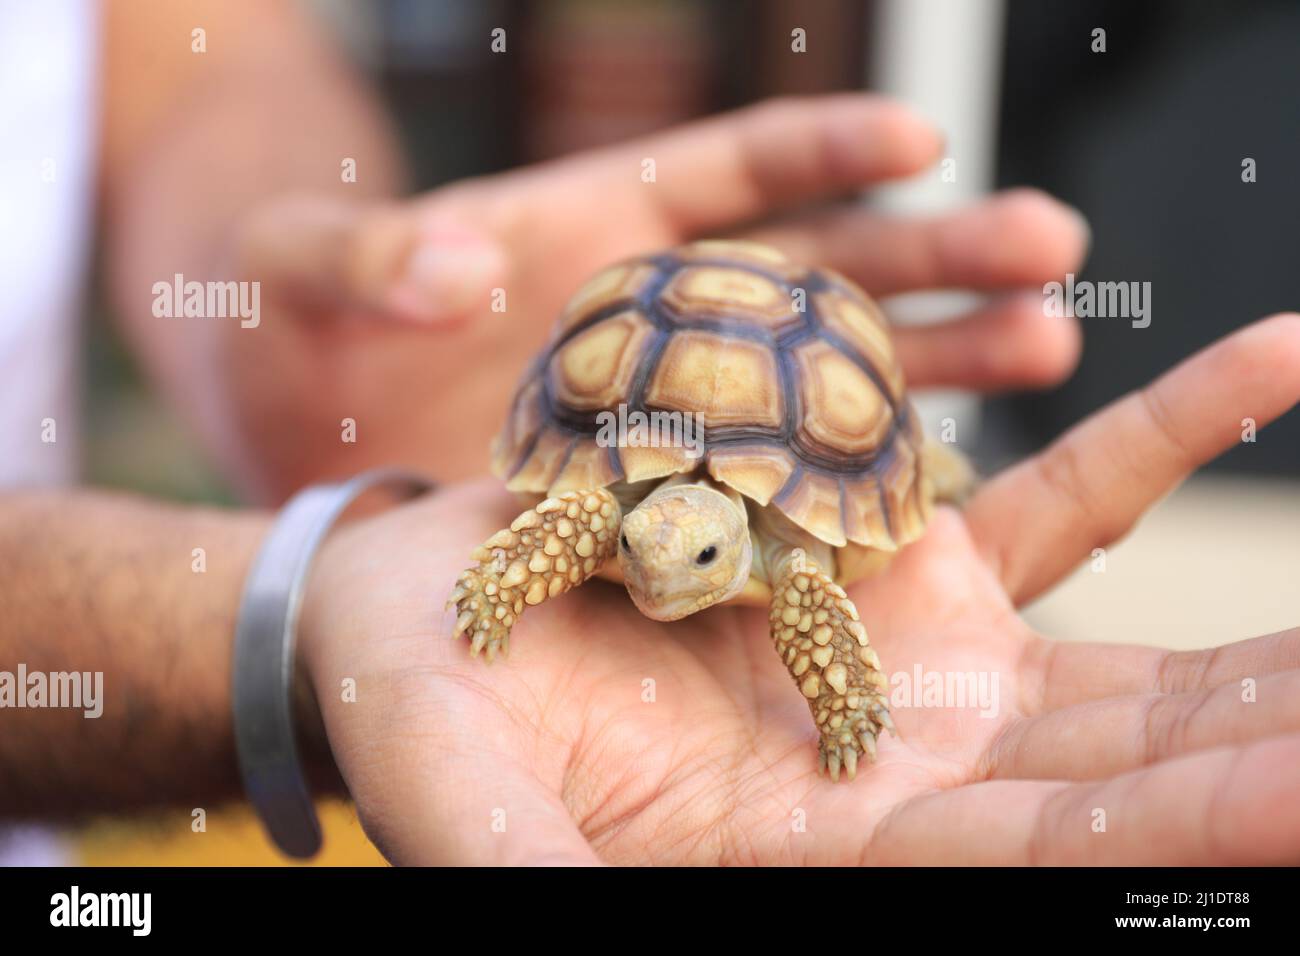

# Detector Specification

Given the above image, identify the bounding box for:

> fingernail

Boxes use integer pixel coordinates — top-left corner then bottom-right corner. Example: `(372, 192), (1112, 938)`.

(901, 108), (945, 157)
(387, 236), (507, 323)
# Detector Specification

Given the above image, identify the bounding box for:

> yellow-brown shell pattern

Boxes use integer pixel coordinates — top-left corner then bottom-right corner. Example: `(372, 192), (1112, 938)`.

(491, 241), (930, 552)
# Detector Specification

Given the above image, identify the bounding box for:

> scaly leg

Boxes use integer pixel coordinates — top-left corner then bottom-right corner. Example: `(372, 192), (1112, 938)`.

(448, 488), (621, 661)
(921, 438), (977, 506)
(768, 548), (894, 781)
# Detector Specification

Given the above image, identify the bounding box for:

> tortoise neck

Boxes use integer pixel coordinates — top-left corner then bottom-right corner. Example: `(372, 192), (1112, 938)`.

(751, 504), (837, 587)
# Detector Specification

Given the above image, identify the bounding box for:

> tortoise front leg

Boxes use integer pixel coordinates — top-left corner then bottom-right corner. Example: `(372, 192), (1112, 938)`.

(768, 548), (894, 781)
(448, 488), (621, 661)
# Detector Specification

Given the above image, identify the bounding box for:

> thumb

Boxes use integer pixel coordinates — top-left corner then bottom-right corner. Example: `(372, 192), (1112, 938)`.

(234, 194), (509, 325)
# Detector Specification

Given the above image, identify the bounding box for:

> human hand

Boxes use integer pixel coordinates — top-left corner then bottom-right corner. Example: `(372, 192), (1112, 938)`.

(220, 94), (1088, 500)
(300, 313), (1300, 865)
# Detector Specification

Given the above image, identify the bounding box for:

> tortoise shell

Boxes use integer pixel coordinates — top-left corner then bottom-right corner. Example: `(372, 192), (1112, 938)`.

(491, 240), (931, 567)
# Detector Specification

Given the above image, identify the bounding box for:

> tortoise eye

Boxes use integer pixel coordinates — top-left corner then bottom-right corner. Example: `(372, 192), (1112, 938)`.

(696, 545), (717, 566)
(621, 533), (631, 553)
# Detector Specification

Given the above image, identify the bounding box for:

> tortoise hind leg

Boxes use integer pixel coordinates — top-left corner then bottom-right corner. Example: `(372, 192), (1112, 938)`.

(768, 548), (894, 781)
(448, 488), (621, 661)
(921, 438), (977, 506)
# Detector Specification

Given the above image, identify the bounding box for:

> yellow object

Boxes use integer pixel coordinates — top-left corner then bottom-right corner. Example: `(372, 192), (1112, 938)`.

(76, 799), (387, 867)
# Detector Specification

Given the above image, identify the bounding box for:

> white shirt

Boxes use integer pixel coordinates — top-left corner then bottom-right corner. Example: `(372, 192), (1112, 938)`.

(0, 0), (96, 866)
(0, 0), (96, 486)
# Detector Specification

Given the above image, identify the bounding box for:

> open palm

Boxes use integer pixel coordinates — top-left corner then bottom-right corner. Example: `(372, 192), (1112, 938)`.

(303, 314), (1300, 866)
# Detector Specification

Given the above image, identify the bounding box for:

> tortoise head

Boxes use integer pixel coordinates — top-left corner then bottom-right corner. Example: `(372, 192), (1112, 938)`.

(617, 482), (752, 621)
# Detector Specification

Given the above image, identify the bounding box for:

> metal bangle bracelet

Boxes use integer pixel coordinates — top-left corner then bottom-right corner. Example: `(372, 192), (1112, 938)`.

(232, 468), (436, 858)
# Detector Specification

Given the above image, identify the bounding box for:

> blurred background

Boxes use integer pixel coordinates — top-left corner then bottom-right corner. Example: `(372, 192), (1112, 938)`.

(65, 0), (1300, 863)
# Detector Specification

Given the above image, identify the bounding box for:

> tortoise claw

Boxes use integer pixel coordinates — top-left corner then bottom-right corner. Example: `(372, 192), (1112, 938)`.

(447, 489), (620, 664)
(768, 548), (895, 781)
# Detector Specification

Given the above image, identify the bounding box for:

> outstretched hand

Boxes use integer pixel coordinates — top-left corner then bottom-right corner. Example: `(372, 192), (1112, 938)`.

(300, 313), (1300, 865)
(221, 94), (1088, 499)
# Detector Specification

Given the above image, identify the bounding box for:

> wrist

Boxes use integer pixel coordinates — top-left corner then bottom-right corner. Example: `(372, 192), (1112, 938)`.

(232, 469), (435, 857)
(293, 524), (354, 793)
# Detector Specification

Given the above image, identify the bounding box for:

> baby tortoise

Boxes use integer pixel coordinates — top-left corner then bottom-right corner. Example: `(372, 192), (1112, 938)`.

(448, 240), (973, 780)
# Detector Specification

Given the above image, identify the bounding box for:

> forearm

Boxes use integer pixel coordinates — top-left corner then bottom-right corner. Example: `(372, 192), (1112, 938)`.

(0, 491), (333, 818)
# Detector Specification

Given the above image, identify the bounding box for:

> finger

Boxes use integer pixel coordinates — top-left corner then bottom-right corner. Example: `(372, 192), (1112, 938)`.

(1021, 627), (1300, 713)
(233, 195), (508, 325)
(893, 292), (1081, 391)
(983, 669), (1300, 781)
(612, 94), (943, 234)
(869, 735), (1300, 864)
(967, 313), (1300, 605)
(744, 187), (1090, 296)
